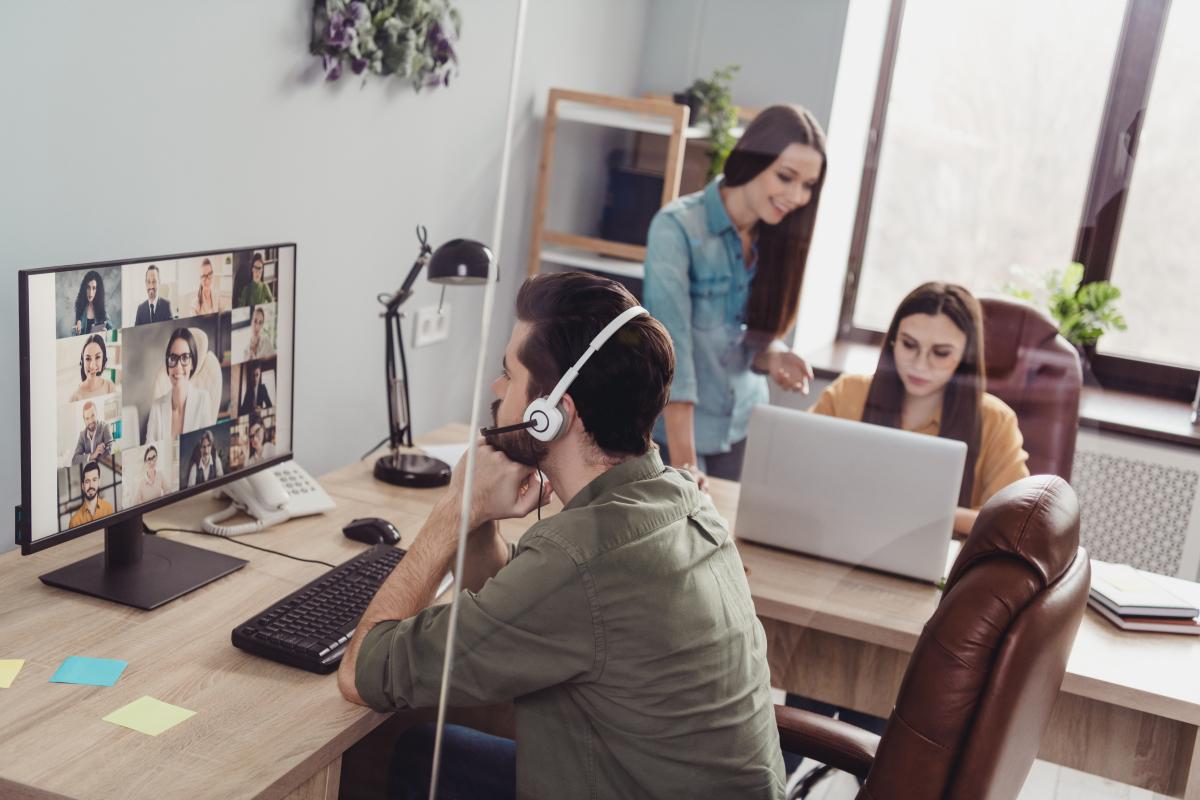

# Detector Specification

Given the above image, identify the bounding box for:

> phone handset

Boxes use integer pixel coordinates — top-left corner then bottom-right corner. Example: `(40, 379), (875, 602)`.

(203, 470), (294, 537)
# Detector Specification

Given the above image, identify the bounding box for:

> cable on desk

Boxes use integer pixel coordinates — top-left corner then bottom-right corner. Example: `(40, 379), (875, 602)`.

(144, 524), (338, 569)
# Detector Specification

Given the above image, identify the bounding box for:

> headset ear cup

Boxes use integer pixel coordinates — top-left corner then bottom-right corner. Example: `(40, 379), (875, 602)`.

(524, 397), (564, 442)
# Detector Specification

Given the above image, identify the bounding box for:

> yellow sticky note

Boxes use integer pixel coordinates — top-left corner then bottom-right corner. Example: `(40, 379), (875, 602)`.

(0, 659), (24, 688)
(103, 695), (196, 736)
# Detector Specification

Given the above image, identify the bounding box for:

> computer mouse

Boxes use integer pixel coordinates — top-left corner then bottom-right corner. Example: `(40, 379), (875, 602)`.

(342, 517), (402, 546)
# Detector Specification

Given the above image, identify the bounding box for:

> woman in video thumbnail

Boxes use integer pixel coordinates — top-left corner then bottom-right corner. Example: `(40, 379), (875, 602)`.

(238, 361), (273, 417)
(72, 270), (112, 334)
(69, 334), (116, 401)
(243, 306), (274, 361)
(192, 257), (218, 315)
(131, 445), (169, 505)
(238, 253), (274, 307)
(146, 328), (213, 444)
(247, 414), (275, 466)
(185, 429), (223, 487)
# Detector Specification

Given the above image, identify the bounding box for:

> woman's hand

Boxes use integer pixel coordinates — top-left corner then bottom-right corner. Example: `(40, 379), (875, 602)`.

(761, 350), (813, 393)
(677, 462), (710, 494)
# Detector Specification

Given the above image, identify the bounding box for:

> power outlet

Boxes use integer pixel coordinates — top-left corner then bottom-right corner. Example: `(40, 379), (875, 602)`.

(413, 304), (451, 348)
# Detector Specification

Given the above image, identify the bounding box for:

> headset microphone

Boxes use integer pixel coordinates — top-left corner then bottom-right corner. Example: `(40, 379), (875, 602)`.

(480, 419), (537, 437)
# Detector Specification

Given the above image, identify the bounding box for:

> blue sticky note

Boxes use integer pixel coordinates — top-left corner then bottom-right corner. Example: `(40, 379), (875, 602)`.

(50, 656), (128, 687)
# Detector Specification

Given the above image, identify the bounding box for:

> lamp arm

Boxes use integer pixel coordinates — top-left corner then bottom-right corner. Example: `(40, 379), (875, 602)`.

(386, 226), (434, 314)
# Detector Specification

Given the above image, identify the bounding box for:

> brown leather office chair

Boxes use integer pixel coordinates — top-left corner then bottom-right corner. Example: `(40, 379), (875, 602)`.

(776, 475), (1090, 800)
(979, 296), (1082, 481)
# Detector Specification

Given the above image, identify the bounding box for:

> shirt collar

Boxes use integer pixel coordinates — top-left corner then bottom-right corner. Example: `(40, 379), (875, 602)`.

(564, 448), (666, 511)
(703, 176), (735, 237)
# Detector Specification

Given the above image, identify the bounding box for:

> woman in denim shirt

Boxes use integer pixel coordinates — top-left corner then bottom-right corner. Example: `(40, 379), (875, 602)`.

(643, 105), (827, 486)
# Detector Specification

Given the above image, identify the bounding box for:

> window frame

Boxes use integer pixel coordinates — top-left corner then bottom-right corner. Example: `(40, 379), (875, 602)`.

(836, 0), (1198, 400)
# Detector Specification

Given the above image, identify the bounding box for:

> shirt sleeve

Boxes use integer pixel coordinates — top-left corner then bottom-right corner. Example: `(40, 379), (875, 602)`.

(974, 403), (1032, 508)
(354, 532), (599, 712)
(642, 213), (697, 405)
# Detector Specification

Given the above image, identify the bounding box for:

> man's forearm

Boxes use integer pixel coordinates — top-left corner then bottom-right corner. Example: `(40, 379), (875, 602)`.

(337, 498), (461, 704)
(460, 521), (509, 594)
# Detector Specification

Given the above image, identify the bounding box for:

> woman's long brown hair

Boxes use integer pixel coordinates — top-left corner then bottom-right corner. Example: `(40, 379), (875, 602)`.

(863, 282), (986, 506)
(722, 105), (827, 337)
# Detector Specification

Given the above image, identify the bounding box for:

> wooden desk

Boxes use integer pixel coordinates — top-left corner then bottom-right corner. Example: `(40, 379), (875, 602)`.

(3, 423), (1198, 798)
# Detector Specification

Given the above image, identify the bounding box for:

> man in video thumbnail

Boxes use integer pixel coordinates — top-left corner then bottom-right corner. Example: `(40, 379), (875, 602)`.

(68, 461), (114, 528)
(71, 400), (113, 465)
(134, 264), (173, 324)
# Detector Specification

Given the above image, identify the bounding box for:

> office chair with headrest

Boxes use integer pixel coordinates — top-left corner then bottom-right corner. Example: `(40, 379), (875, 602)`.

(776, 475), (1091, 799)
(980, 296), (1082, 481)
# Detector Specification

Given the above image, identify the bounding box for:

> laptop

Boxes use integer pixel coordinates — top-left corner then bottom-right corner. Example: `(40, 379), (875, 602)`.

(735, 404), (967, 583)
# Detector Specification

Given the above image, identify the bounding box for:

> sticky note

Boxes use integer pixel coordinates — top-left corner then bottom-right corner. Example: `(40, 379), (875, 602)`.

(103, 695), (196, 736)
(0, 659), (24, 688)
(50, 656), (128, 687)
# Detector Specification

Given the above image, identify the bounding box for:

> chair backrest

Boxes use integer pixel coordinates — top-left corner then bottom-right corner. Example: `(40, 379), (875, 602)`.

(980, 297), (1082, 481)
(860, 475), (1090, 800)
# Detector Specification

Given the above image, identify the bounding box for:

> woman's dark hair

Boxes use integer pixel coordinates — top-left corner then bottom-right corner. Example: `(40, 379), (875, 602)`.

(74, 270), (108, 327)
(240, 362), (265, 416)
(78, 334), (108, 381)
(515, 272), (675, 457)
(165, 328), (199, 377)
(144, 445), (158, 463)
(248, 412), (264, 457)
(189, 430), (214, 468)
(863, 282), (986, 506)
(723, 105), (827, 338)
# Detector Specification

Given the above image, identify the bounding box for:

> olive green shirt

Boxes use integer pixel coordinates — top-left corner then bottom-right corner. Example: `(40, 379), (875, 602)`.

(355, 449), (785, 799)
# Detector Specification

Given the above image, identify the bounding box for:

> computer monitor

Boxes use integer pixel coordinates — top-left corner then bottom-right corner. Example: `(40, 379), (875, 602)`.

(17, 244), (297, 609)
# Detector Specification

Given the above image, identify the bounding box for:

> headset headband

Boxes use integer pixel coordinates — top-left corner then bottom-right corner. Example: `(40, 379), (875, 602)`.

(544, 305), (647, 409)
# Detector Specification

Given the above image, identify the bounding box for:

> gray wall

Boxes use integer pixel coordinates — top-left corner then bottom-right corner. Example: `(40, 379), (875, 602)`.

(638, 0), (851, 128)
(0, 0), (653, 554)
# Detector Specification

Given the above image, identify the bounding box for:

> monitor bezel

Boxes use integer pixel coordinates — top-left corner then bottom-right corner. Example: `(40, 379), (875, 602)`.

(17, 242), (299, 555)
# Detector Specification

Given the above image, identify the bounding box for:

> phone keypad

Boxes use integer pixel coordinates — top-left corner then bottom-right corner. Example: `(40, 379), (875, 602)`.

(276, 466), (315, 495)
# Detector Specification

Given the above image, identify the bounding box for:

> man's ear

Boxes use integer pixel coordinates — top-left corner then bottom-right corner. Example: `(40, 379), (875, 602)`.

(558, 393), (583, 436)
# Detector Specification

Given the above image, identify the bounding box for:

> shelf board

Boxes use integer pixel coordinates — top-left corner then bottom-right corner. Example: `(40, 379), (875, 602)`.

(539, 247), (645, 280)
(553, 102), (743, 140)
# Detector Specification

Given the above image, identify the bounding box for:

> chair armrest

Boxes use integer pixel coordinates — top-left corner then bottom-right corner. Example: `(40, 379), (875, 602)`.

(774, 704), (880, 780)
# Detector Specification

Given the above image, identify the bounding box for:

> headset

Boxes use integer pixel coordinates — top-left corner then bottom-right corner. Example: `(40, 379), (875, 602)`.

(481, 304), (649, 443)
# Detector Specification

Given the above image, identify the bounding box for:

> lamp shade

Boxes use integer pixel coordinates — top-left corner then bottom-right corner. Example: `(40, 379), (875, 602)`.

(427, 238), (494, 285)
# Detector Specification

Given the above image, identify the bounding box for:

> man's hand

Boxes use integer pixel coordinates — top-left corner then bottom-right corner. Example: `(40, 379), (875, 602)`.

(449, 439), (553, 530)
(759, 350), (812, 394)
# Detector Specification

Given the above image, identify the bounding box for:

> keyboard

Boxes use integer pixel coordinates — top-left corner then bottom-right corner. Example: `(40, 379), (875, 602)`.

(231, 544), (406, 674)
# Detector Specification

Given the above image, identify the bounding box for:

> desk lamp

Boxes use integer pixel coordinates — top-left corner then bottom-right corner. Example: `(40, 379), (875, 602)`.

(374, 227), (493, 486)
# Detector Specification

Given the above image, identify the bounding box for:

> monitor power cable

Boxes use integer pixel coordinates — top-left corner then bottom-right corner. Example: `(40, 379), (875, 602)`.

(143, 523), (337, 569)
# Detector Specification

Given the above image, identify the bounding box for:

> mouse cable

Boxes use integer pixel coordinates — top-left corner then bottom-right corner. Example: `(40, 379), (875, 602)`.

(144, 524), (338, 569)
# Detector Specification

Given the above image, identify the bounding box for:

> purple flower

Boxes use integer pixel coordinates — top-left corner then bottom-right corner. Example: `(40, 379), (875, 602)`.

(351, 57), (368, 75)
(323, 54), (343, 81)
(325, 20), (354, 50)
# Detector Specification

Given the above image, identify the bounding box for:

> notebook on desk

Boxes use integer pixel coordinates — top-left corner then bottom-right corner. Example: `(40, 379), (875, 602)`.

(735, 405), (966, 583)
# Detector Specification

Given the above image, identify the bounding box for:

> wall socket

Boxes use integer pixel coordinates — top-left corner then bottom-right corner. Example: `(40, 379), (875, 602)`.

(412, 304), (451, 348)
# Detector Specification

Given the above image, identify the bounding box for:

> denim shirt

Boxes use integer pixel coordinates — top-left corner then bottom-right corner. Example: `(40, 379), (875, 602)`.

(643, 177), (769, 454)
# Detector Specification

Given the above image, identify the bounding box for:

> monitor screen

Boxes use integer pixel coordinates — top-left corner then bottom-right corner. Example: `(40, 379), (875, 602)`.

(19, 244), (296, 551)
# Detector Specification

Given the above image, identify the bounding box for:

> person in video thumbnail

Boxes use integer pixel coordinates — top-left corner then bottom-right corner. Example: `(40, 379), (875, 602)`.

(238, 361), (273, 417)
(69, 334), (116, 402)
(68, 460), (114, 528)
(193, 258), (217, 315)
(131, 445), (169, 505)
(146, 328), (213, 444)
(134, 264), (173, 324)
(243, 306), (274, 361)
(71, 400), (113, 465)
(247, 414), (275, 465)
(185, 430), (224, 488)
(238, 253), (274, 307)
(72, 270), (113, 334)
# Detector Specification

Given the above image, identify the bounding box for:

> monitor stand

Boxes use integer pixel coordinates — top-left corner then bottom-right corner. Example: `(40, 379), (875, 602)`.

(39, 515), (248, 610)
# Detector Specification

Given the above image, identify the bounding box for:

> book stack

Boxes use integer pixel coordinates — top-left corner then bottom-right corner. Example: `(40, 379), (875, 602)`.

(1089, 561), (1200, 635)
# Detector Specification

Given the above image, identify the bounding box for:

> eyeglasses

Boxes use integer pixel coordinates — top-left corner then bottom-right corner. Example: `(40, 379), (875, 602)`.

(201, 271), (213, 280)
(145, 453), (158, 463)
(166, 352), (194, 368)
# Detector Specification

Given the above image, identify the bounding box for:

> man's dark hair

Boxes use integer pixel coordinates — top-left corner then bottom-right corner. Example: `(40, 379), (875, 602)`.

(81, 460), (101, 481)
(515, 272), (674, 457)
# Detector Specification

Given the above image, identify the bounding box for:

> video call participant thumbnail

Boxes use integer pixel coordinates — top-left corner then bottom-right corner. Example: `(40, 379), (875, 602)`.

(68, 460), (114, 528)
(184, 428), (224, 488)
(71, 400), (113, 465)
(71, 270), (114, 335)
(134, 264), (173, 324)
(339, 272), (785, 799)
(145, 328), (214, 444)
(238, 360), (273, 417)
(193, 258), (218, 315)
(128, 444), (170, 506)
(238, 253), (274, 307)
(69, 334), (116, 402)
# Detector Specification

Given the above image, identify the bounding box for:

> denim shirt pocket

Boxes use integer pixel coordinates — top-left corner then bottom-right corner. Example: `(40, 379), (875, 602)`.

(690, 274), (732, 331)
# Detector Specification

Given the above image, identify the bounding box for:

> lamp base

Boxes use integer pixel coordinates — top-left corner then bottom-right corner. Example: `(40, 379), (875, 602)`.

(374, 452), (451, 488)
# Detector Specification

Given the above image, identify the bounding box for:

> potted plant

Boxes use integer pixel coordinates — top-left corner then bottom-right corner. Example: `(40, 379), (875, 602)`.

(675, 64), (741, 181)
(1006, 261), (1127, 383)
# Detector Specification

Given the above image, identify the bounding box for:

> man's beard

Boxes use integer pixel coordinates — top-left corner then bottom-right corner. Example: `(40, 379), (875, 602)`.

(84, 486), (97, 501)
(486, 399), (550, 467)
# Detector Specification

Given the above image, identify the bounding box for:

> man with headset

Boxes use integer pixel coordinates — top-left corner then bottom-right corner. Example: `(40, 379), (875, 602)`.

(338, 271), (784, 799)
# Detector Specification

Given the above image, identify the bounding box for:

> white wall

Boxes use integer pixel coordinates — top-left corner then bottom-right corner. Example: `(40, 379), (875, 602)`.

(0, 0), (652, 554)
(638, 0), (851, 127)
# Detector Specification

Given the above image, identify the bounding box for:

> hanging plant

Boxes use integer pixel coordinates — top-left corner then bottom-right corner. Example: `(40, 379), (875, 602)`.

(311, 0), (462, 91)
